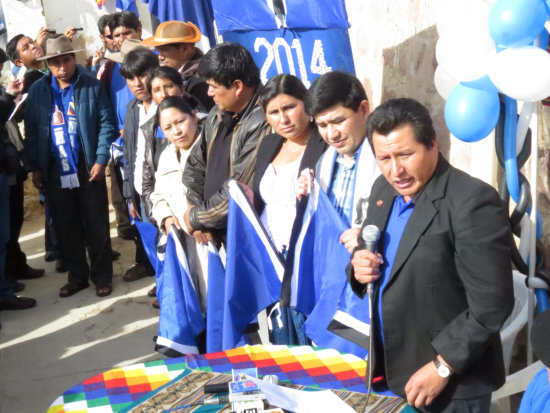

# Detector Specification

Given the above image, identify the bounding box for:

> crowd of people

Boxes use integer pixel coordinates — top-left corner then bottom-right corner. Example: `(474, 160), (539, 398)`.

(0, 10), (540, 412)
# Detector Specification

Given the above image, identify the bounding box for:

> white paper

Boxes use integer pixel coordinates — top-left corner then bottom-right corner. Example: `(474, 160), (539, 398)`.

(248, 376), (356, 413)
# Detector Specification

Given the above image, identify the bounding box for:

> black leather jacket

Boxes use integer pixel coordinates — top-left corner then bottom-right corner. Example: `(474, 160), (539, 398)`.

(182, 86), (270, 232)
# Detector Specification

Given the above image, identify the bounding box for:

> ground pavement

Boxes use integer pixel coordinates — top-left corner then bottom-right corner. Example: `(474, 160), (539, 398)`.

(0, 209), (160, 413)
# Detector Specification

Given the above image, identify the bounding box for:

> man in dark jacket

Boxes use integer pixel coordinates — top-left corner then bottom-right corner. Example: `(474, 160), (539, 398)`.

(349, 98), (513, 411)
(182, 42), (270, 244)
(119, 46), (159, 282)
(0, 50), (36, 315)
(24, 36), (118, 298)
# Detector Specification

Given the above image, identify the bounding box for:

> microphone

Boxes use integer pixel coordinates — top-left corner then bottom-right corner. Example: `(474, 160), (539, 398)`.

(361, 224), (380, 252)
(359, 225), (380, 405)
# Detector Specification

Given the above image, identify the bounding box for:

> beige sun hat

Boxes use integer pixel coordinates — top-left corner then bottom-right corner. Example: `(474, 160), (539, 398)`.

(141, 21), (201, 47)
(109, 39), (146, 63)
(37, 35), (85, 61)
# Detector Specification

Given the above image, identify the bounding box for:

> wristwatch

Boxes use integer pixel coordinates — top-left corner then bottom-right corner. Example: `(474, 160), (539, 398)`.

(434, 358), (452, 378)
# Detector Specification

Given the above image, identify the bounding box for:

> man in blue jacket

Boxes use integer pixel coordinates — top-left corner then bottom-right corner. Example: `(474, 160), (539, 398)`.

(24, 36), (118, 298)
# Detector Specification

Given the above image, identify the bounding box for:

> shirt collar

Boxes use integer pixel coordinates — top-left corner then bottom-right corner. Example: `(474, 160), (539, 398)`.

(335, 150), (359, 169)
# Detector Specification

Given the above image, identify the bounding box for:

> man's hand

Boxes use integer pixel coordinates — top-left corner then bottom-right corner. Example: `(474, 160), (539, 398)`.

(6, 78), (24, 96)
(351, 249), (383, 284)
(164, 216), (182, 234)
(89, 163), (105, 182)
(404, 358), (450, 408)
(193, 230), (214, 245)
(64, 26), (78, 40)
(340, 227), (361, 253)
(183, 205), (195, 234)
(92, 46), (106, 67)
(128, 202), (140, 220)
(35, 27), (50, 48)
(32, 170), (43, 190)
(295, 168), (314, 201)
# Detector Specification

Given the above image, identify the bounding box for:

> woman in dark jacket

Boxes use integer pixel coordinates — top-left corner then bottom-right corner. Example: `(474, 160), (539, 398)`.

(252, 74), (326, 345)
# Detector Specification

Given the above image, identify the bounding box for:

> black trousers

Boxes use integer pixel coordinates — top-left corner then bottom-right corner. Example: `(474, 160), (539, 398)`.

(5, 180), (26, 275)
(45, 160), (112, 287)
(109, 161), (132, 235)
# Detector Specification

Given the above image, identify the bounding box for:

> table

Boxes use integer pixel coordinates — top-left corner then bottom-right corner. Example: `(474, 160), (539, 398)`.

(47, 345), (413, 412)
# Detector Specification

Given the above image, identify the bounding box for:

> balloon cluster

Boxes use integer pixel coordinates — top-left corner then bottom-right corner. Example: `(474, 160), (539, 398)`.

(435, 0), (550, 309)
(435, 0), (550, 142)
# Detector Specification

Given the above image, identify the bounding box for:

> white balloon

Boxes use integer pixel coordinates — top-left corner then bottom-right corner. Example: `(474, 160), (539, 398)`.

(489, 46), (550, 102)
(434, 66), (459, 100)
(436, 28), (497, 82)
(436, 0), (494, 37)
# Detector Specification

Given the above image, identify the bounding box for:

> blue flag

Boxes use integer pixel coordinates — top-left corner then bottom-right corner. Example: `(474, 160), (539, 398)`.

(155, 228), (205, 356)
(133, 218), (158, 271)
(116, 0), (138, 14)
(141, 0), (216, 48)
(206, 181), (284, 352)
(211, 0), (349, 33)
(205, 242), (226, 353)
(293, 181), (369, 359)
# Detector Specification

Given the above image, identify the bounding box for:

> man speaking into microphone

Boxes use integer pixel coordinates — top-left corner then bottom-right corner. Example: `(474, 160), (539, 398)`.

(348, 98), (514, 412)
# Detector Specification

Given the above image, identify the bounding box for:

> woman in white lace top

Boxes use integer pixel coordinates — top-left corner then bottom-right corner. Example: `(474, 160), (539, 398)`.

(252, 74), (327, 345)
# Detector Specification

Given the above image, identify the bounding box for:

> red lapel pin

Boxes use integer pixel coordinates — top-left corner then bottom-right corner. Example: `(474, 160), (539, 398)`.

(377, 200), (383, 206)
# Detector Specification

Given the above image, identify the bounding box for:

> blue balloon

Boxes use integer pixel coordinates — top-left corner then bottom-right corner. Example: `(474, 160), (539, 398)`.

(444, 83), (500, 143)
(503, 96), (520, 202)
(489, 0), (547, 48)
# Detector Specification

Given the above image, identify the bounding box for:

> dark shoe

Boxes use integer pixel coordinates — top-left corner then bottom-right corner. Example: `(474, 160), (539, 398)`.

(111, 250), (121, 261)
(12, 264), (45, 280)
(55, 260), (67, 273)
(0, 296), (36, 310)
(123, 264), (150, 282)
(59, 282), (89, 298)
(147, 286), (156, 297)
(152, 299), (159, 309)
(44, 252), (57, 262)
(9, 280), (25, 293)
(96, 284), (113, 297)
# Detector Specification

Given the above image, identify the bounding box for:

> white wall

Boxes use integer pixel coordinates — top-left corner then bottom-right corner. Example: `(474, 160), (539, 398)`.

(345, 0), (497, 185)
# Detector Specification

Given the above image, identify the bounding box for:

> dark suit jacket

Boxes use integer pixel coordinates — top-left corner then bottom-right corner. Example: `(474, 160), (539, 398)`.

(349, 154), (514, 405)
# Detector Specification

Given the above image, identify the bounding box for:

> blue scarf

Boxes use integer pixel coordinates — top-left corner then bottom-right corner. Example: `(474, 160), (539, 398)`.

(50, 73), (80, 188)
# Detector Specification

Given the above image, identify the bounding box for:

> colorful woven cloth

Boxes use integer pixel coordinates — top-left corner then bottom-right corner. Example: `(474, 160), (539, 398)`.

(47, 345), (413, 412)
(186, 345), (368, 393)
(47, 358), (187, 413)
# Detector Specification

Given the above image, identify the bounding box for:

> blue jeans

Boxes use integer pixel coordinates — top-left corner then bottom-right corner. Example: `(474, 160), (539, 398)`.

(0, 173), (14, 299)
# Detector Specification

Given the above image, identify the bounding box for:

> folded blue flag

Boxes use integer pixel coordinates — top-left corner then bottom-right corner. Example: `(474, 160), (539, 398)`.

(155, 228), (205, 356)
(293, 181), (369, 358)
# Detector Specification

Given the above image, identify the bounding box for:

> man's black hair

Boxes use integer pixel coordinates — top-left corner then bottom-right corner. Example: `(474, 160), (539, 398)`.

(120, 47), (159, 79)
(146, 66), (183, 94)
(97, 14), (113, 35)
(6, 34), (26, 62)
(197, 42), (260, 89)
(304, 71), (367, 117)
(366, 98), (436, 150)
(260, 74), (307, 111)
(109, 10), (141, 34)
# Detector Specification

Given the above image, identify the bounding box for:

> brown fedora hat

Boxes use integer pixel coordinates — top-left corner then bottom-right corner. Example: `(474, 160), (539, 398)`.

(141, 21), (201, 47)
(37, 35), (85, 61)
(109, 39), (146, 63)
